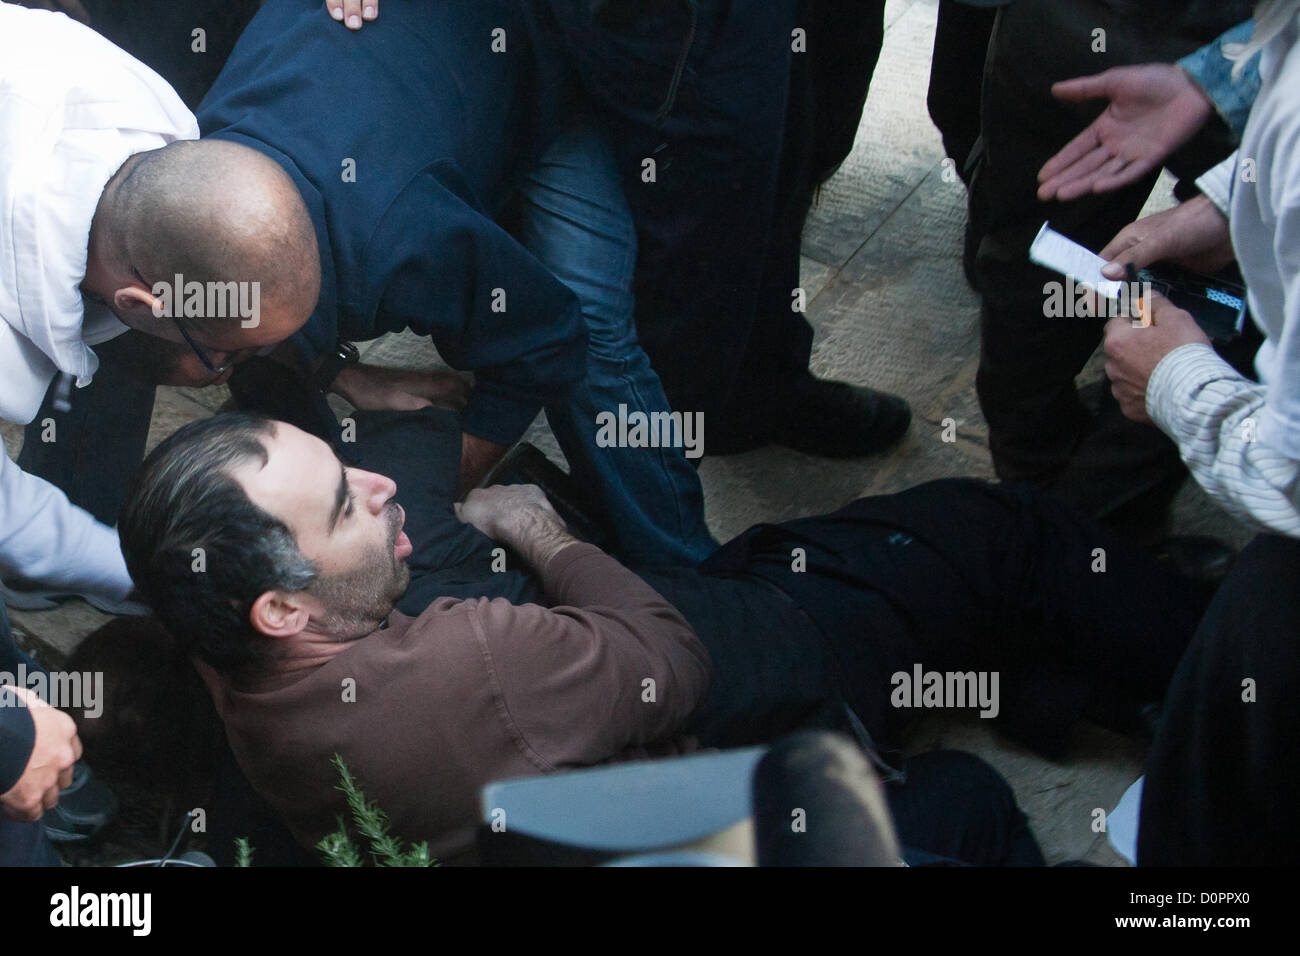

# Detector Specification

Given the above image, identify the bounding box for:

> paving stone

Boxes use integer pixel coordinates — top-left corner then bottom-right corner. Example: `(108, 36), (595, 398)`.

(358, 328), (452, 371)
(799, 255), (836, 306)
(146, 387), (217, 454)
(171, 383), (233, 414)
(7, 600), (115, 667)
(806, 171), (981, 416)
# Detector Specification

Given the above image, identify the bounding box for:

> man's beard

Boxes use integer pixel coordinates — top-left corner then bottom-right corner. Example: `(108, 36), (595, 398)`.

(307, 501), (411, 640)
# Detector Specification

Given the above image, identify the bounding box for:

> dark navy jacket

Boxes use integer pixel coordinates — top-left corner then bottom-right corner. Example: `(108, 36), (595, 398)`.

(197, 0), (586, 444)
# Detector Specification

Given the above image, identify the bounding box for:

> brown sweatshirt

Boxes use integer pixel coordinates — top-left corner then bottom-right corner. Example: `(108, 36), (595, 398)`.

(196, 542), (712, 864)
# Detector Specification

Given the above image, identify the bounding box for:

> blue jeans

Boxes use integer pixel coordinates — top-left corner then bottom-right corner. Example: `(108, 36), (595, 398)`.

(516, 121), (716, 565)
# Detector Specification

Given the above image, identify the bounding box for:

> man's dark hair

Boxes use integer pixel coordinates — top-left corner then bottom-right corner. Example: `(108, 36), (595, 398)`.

(119, 413), (318, 679)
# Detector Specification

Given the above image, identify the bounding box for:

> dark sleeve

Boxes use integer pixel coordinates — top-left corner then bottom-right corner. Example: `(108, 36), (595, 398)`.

(0, 689), (36, 794)
(369, 161), (589, 445)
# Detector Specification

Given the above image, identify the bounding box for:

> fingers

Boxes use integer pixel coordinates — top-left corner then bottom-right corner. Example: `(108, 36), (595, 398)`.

(1038, 127), (1101, 187)
(1088, 154), (1159, 198)
(1049, 71), (1116, 104)
(328, 0), (377, 30)
(1039, 143), (1116, 201)
(1099, 226), (1171, 277)
(1098, 219), (1144, 264)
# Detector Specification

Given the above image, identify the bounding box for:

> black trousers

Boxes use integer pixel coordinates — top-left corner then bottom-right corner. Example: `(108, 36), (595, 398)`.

(675, 478), (1208, 761)
(544, 0), (890, 425)
(1139, 533), (1300, 866)
(968, 0), (1252, 520)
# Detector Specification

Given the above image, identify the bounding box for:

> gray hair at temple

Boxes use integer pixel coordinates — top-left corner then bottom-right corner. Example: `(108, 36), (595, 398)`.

(118, 414), (319, 678)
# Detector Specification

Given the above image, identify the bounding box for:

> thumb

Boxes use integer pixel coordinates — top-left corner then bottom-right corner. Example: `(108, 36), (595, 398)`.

(2, 685), (49, 710)
(1051, 71), (1115, 103)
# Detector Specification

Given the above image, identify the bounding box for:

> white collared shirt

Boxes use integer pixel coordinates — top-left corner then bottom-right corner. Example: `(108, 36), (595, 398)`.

(1149, 13), (1300, 537)
(0, 5), (197, 599)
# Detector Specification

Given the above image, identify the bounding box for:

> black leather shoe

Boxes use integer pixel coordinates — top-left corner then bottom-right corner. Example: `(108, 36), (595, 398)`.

(771, 375), (911, 458)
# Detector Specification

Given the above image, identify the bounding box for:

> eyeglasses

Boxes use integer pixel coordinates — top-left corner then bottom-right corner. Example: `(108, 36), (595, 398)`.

(132, 267), (228, 375)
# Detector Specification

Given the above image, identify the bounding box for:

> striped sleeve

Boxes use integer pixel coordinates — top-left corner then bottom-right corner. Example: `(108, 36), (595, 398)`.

(1196, 151), (1237, 216)
(1147, 342), (1300, 536)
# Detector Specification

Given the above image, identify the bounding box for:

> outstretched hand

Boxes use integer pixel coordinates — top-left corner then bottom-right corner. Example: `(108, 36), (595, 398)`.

(1037, 64), (1215, 202)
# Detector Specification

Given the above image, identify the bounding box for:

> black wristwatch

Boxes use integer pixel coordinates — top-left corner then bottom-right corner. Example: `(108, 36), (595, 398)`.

(313, 341), (360, 391)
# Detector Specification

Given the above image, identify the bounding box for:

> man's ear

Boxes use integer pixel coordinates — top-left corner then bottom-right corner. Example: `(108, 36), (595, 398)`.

(249, 590), (313, 638)
(112, 283), (168, 329)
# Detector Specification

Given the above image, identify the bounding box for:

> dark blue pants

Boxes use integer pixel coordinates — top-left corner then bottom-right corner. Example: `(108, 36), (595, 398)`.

(545, 0), (814, 424)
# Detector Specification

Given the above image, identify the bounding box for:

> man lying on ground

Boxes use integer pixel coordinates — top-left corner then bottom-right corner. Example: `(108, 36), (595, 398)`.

(118, 409), (1208, 863)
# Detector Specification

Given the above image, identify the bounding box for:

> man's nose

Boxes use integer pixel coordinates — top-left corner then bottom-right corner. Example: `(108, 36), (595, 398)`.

(359, 469), (398, 511)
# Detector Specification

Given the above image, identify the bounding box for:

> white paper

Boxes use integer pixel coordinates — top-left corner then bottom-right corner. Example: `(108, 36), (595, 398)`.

(1029, 222), (1127, 300)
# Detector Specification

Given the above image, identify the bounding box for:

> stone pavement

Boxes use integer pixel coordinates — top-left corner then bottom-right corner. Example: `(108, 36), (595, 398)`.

(2, 0), (1253, 865)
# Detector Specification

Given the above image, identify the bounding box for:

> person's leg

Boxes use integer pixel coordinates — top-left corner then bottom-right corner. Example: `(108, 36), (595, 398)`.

(515, 120), (716, 565)
(725, 478), (1207, 757)
(888, 750), (1045, 867)
(1138, 533), (1300, 866)
(969, 0), (1247, 509)
(718, 2), (910, 459)
(544, 0), (793, 425)
(927, 0), (995, 187)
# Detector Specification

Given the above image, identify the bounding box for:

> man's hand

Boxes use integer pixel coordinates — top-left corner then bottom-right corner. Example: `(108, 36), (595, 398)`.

(325, 0), (377, 31)
(1, 687), (81, 824)
(1098, 195), (1235, 279)
(455, 484), (576, 568)
(1103, 293), (1210, 423)
(457, 432), (509, 499)
(331, 363), (470, 412)
(1037, 64), (1215, 202)
(12, 1), (90, 24)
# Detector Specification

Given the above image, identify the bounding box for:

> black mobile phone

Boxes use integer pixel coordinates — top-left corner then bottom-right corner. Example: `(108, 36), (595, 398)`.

(1137, 263), (1248, 343)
